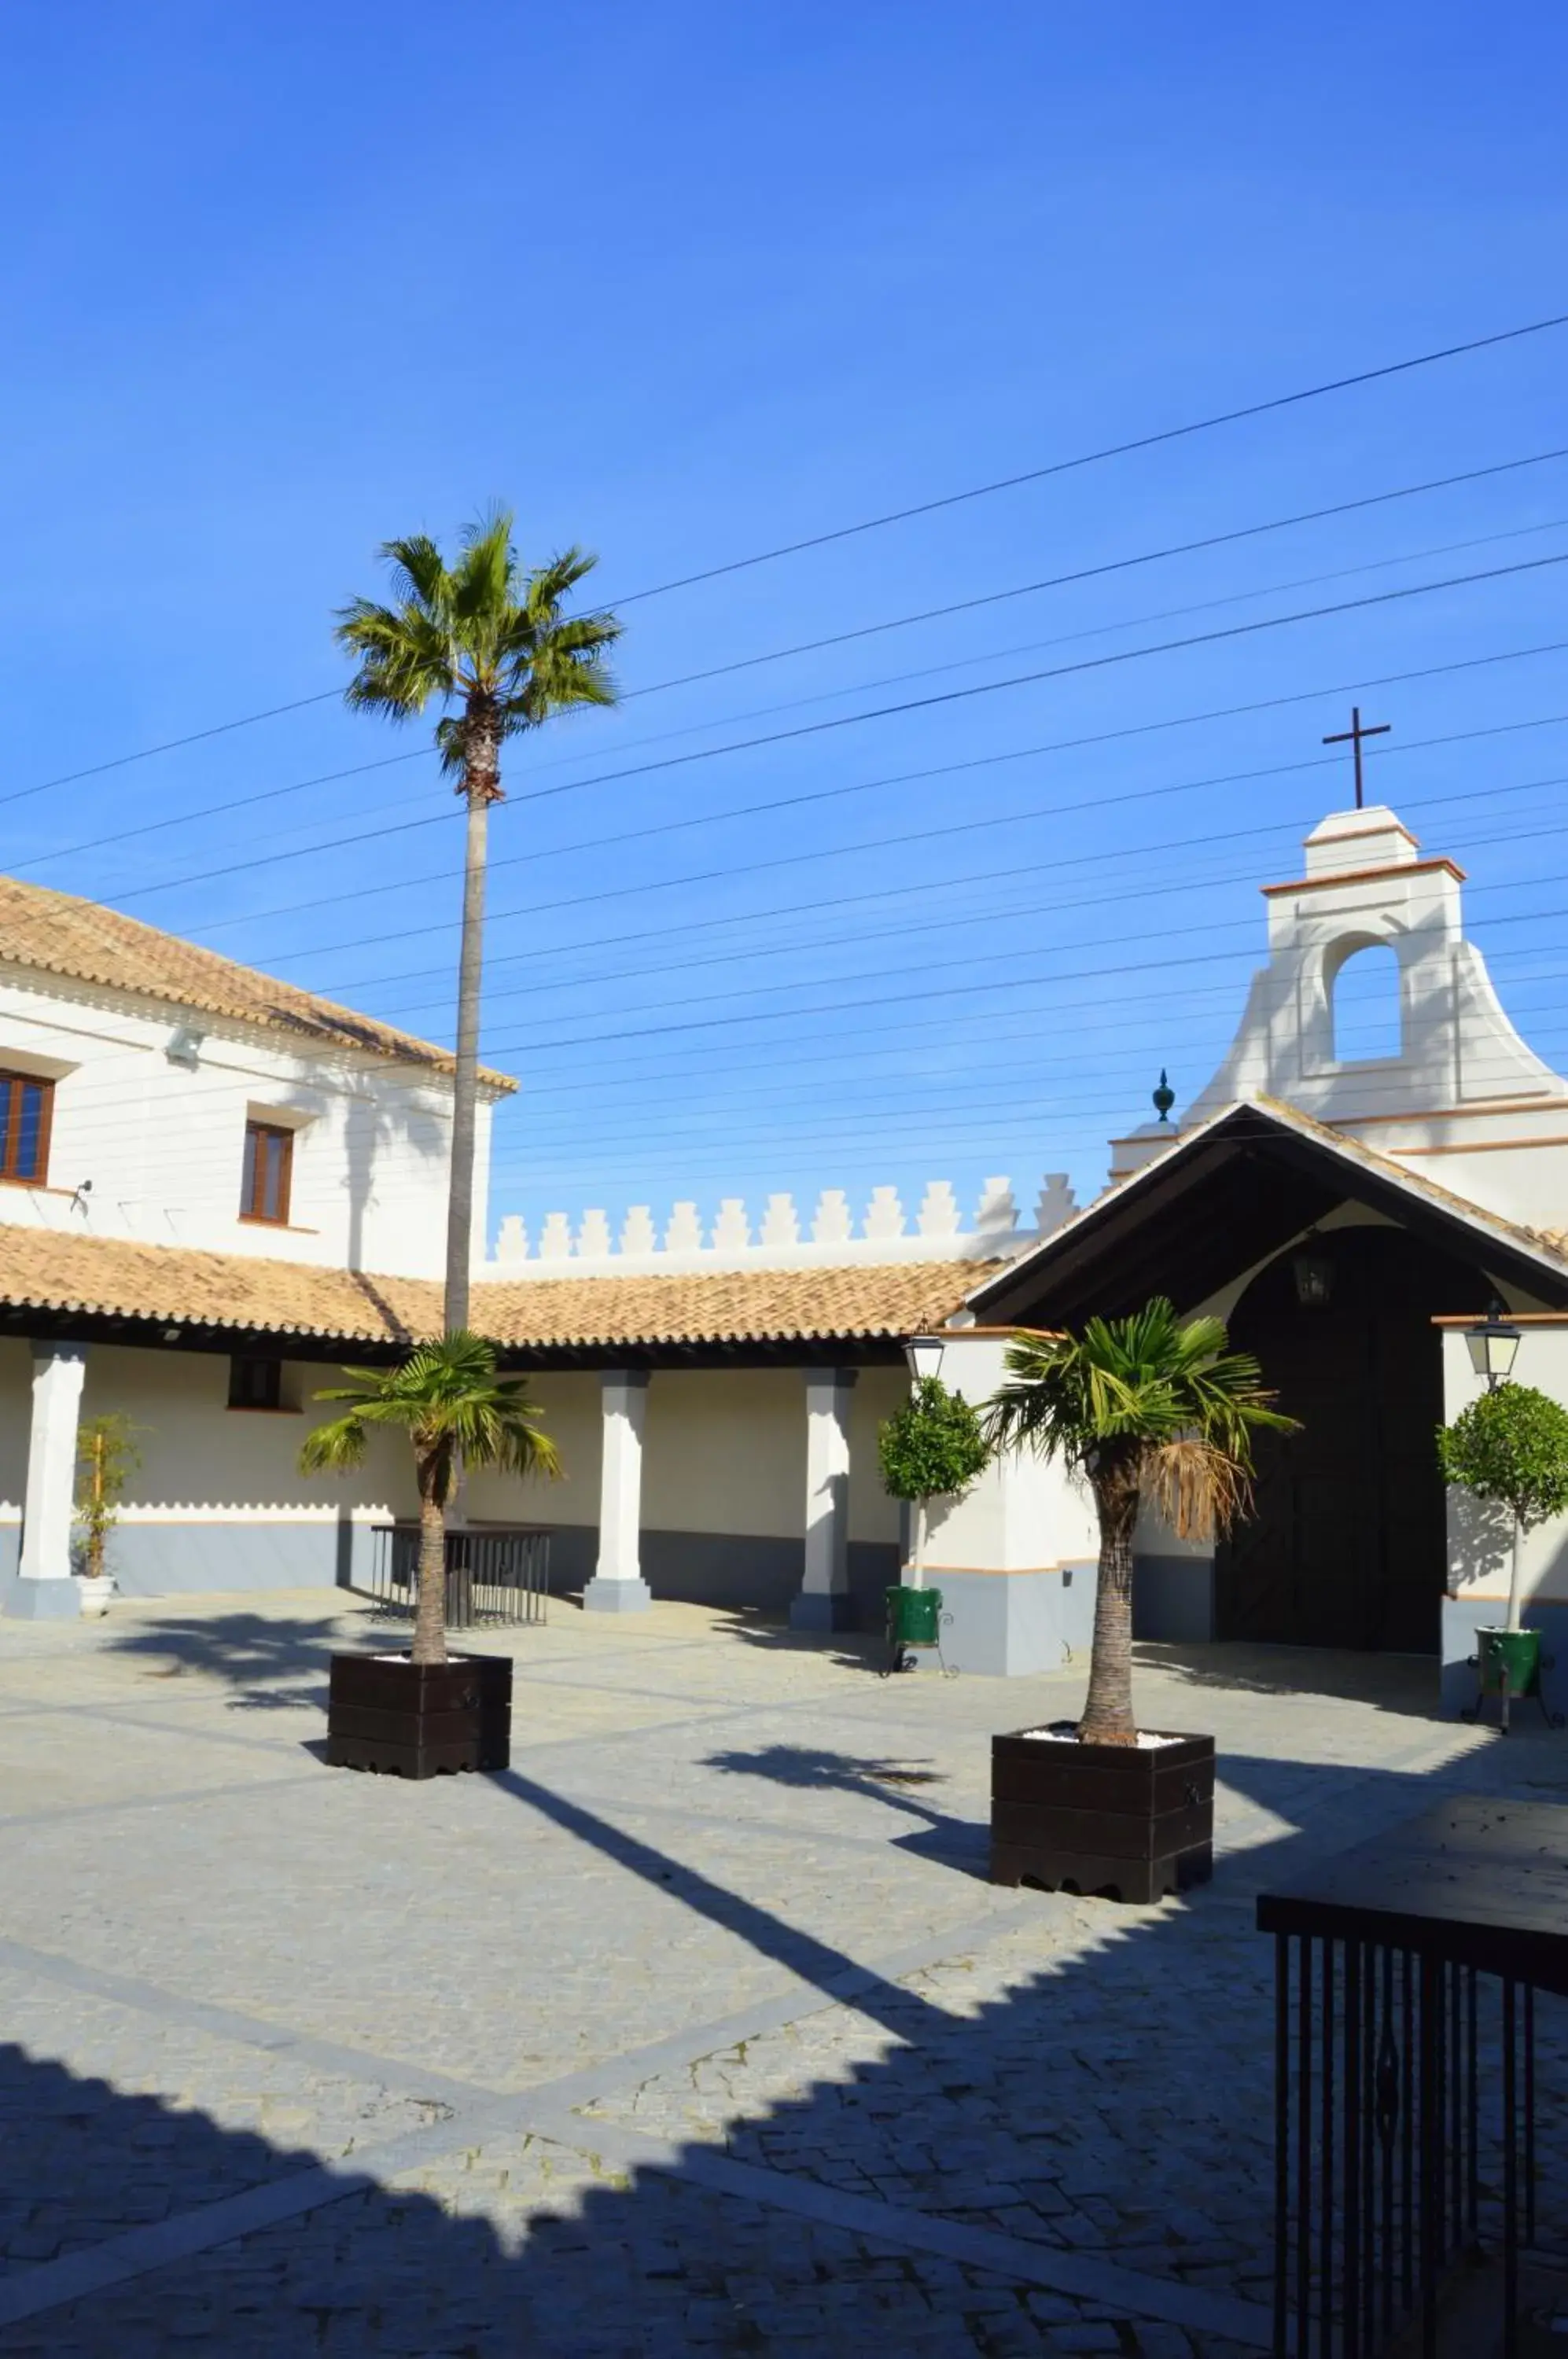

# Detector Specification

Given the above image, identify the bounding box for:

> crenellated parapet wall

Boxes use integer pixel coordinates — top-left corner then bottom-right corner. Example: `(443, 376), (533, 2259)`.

(487, 1173), (1078, 1278)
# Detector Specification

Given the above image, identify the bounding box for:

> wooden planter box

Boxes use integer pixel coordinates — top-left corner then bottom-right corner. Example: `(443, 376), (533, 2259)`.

(326, 1651), (512, 1778)
(990, 1727), (1215, 1904)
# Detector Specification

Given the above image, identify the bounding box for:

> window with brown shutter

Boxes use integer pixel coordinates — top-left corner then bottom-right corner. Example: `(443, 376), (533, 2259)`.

(0, 1071), (53, 1185)
(240, 1121), (293, 1225)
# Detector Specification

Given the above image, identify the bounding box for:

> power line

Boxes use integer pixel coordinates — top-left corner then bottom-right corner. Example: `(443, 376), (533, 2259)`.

(7, 422), (1564, 823)
(315, 677), (1568, 999)
(90, 554), (1568, 937)
(616, 449), (1568, 701)
(363, 727), (1568, 1022)
(605, 311), (1568, 603)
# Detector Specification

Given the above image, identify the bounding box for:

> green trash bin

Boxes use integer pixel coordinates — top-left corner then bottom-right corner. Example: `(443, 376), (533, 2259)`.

(886, 1584), (943, 1647)
(1476, 1625), (1541, 1698)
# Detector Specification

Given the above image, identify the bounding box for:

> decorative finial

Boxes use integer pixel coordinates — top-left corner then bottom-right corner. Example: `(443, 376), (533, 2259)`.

(1152, 1069), (1176, 1124)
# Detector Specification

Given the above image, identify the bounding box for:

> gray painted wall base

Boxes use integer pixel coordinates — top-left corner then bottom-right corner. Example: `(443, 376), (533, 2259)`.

(1441, 1595), (1568, 1720)
(934, 1563), (1098, 1677)
(0, 1575), (83, 1622)
(1133, 1554), (1216, 1643)
(789, 1591), (856, 1633)
(582, 1577), (652, 1614)
(91, 1520), (378, 1599)
(550, 1526), (899, 1628)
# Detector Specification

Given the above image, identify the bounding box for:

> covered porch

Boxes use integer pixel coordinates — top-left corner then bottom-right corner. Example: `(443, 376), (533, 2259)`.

(961, 1099), (1568, 1702)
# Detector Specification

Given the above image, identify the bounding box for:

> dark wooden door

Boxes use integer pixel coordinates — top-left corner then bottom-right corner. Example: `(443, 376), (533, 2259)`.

(1215, 1227), (1481, 1653)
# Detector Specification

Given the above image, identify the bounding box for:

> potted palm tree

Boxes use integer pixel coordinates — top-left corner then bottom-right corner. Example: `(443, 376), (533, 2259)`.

(983, 1298), (1293, 1902)
(301, 1332), (561, 1776)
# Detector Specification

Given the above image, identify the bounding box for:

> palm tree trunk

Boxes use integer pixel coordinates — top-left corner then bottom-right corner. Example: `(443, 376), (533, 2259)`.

(444, 779), (491, 1334)
(1078, 1469), (1141, 1745)
(412, 1459), (449, 1666)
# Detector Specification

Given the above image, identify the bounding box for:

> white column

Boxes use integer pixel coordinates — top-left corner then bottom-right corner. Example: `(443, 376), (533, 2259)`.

(790, 1368), (858, 1632)
(583, 1371), (652, 1613)
(17, 1342), (88, 1605)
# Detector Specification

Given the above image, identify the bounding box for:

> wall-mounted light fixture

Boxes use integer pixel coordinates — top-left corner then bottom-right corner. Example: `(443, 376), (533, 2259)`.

(1465, 1298), (1522, 1391)
(904, 1334), (948, 1386)
(165, 1025), (205, 1069)
(1291, 1237), (1334, 1308)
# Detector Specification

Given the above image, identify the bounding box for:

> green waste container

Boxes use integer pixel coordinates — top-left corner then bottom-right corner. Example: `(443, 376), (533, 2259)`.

(886, 1584), (943, 1647)
(1477, 1625), (1541, 1698)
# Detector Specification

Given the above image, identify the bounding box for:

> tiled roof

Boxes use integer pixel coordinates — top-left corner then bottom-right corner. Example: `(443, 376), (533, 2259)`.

(477, 1261), (985, 1349)
(0, 1222), (981, 1352)
(0, 874), (514, 1090)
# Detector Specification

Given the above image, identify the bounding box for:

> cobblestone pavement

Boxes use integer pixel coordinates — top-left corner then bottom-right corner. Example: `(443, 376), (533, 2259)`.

(0, 1589), (1560, 2354)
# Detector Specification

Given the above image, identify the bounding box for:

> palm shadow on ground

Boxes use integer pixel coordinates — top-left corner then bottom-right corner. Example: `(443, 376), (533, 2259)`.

(701, 1742), (989, 1871)
(103, 1610), (378, 1713)
(4, 1730), (1565, 2356)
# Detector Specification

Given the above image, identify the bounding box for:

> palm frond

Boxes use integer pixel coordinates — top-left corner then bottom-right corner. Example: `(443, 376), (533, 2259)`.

(299, 1414), (370, 1475)
(297, 1332), (561, 1485)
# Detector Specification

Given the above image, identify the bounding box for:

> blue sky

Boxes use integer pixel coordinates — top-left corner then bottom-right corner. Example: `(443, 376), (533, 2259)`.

(2, 4), (1566, 1249)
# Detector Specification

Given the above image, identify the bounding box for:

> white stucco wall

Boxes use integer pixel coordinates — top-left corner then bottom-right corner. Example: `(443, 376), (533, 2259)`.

(464, 1365), (904, 1544)
(0, 969), (495, 1279)
(917, 1334), (1100, 1573)
(1441, 1328), (1568, 1615)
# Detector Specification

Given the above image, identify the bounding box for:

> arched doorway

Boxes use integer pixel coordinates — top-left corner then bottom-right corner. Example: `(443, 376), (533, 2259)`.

(1215, 1224), (1485, 1653)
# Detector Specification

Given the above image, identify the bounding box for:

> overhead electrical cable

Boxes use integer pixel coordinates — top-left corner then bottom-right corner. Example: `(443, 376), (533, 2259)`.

(83, 558), (1568, 933)
(604, 311), (1568, 602)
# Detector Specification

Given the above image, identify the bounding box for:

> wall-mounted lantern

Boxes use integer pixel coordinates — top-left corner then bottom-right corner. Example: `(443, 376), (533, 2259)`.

(1465, 1298), (1522, 1391)
(1291, 1240), (1334, 1309)
(904, 1334), (948, 1386)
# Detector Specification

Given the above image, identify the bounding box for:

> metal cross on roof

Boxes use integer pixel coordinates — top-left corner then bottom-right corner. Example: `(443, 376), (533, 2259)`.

(1321, 705), (1391, 810)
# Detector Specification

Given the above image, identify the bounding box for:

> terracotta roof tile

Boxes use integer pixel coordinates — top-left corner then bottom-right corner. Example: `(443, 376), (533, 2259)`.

(0, 1222), (983, 1352)
(0, 874), (514, 1090)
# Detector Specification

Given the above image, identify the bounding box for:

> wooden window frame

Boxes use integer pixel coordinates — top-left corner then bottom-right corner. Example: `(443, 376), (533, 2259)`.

(240, 1120), (294, 1227)
(227, 1356), (286, 1412)
(0, 1069), (54, 1187)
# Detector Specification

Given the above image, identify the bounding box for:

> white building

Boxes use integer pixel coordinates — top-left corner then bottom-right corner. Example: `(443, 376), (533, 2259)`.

(6, 798), (1568, 1713)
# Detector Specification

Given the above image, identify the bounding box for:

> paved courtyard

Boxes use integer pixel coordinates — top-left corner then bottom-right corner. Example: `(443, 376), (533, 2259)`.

(0, 1590), (1563, 2356)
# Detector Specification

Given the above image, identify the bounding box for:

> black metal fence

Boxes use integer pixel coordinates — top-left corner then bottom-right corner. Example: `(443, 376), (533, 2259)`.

(1272, 1933), (1536, 2357)
(366, 1523), (550, 1629)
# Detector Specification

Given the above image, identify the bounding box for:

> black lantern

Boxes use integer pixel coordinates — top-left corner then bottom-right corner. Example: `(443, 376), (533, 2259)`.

(1465, 1299), (1522, 1391)
(1291, 1245), (1334, 1308)
(904, 1334), (948, 1386)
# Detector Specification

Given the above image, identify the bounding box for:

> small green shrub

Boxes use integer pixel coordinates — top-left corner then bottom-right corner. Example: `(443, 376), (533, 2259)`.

(1437, 1381), (1568, 1628)
(878, 1378), (991, 1509)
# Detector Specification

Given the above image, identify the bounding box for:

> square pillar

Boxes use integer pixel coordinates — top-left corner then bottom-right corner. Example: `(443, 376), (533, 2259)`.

(583, 1371), (652, 1613)
(15, 1342), (88, 1618)
(790, 1368), (858, 1632)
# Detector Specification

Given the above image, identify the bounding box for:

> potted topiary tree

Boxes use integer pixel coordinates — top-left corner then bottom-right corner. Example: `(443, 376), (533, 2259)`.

(73, 1413), (142, 1617)
(877, 1376), (990, 1666)
(1437, 1380), (1568, 1731)
(301, 1331), (560, 1776)
(982, 1298), (1294, 1902)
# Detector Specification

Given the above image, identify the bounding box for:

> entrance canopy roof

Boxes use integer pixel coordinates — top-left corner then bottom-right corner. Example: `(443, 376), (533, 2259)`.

(966, 1099), (1568, 1332)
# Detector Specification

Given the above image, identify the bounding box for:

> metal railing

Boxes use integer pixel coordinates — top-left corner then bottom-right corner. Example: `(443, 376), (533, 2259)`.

(1270, 1933), (1539, 2355)
(366, 1523), (550, 1629)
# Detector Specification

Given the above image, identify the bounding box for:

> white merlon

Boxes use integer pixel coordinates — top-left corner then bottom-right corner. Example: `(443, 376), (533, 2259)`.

(620, 1205), (656, 1255)
(487, 1172), (1079, 1278)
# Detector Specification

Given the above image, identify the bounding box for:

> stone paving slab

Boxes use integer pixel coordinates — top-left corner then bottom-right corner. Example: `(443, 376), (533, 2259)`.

(0, 1588), (1556, 2353)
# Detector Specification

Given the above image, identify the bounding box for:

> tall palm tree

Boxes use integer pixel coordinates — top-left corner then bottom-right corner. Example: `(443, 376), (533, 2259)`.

(984, 1300), (1294, 1744)
(300, 1331), (561, 1665)
(337, 513), (620, 1329)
